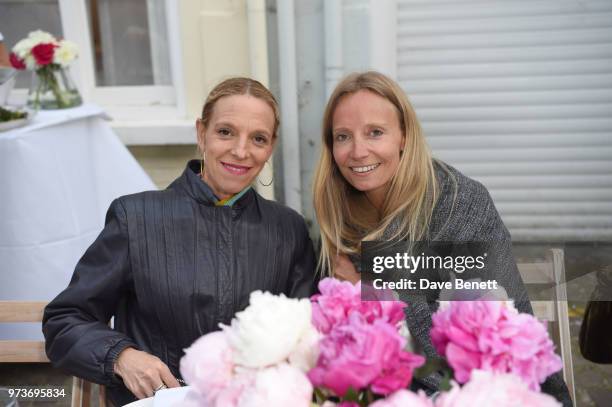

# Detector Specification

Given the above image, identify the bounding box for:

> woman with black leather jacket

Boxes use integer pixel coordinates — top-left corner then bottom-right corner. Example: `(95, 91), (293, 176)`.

(42, 77), (317, 406)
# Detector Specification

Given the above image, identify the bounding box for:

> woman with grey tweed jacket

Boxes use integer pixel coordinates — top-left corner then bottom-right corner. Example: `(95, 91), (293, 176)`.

(312, 71), (573, 406)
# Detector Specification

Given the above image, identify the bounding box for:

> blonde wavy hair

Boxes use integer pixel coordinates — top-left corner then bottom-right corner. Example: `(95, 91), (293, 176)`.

(313, 71), (439, 274)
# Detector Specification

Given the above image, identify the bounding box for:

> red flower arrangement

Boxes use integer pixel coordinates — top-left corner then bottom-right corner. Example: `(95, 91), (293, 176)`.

(30, 43), (57, 66)
(10, 30), (81, 109)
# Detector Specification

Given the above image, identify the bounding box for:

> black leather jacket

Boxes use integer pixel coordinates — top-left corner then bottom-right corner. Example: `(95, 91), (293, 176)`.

(42, 160), (317, 406)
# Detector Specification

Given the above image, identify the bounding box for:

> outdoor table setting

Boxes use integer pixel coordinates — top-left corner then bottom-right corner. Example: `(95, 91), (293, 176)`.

(0, 103), (156, 339)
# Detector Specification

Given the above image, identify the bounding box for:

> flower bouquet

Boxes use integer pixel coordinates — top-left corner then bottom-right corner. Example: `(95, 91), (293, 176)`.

(178, 279), (564, 406)
(10, 30), (82, 109)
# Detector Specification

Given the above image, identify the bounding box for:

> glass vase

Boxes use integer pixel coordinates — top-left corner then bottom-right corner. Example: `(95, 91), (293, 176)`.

(27, 66), (82, 110)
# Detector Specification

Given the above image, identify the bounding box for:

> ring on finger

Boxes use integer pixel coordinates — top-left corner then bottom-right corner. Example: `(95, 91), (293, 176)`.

(154, 383), (167, 394)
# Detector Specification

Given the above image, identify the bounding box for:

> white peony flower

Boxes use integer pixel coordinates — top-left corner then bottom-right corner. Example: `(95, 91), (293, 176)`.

(24, 55), (37, 70)
(13, 38), (35, 58)
(222, 291), (318, 369)
(288, 322), (321, 372)
(27, 30), (57, 44)
(53, 40), (78, 66)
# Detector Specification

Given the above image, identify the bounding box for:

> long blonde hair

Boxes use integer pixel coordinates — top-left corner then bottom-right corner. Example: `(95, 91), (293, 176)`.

(313, 71), (439, 274)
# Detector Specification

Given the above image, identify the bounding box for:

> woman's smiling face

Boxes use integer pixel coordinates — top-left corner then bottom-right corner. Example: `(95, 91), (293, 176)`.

(197, 94), (275, 200)
(331, 90), (405, 209)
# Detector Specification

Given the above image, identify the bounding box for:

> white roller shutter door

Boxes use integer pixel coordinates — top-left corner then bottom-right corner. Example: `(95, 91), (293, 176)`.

(397, 0), (612, 241)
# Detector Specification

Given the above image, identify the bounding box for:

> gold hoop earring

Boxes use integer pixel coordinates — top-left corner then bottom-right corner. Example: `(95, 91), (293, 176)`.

(200, 158), (205, 177)
(258, 161), (273, 187)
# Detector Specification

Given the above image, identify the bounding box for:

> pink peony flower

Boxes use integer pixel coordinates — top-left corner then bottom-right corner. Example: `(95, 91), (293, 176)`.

(370, 389), (434, 407)
(214, 370), (256, 407)
(311, 278), (406, 334)
(31, 43), (56, 66)
(177, 389), (208, 407)
(311, 278), (362, 333)
(356, 297), (406, 327)
(370, 347), (425, 396)
(435, 370), (562, 407)
(179, 331), (234, 402)
(180, 368), (255, 407)
(431, 301), (562, 391)
(239, 363), (313, 407)
(308, 313), (423, 397)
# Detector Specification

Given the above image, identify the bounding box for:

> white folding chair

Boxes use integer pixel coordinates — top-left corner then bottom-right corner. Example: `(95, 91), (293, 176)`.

(0, 301), (106, 407)
(517, 248), (576, 403)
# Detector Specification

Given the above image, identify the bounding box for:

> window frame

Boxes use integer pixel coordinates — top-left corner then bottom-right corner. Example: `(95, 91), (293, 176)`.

(57, 0), (186, 121)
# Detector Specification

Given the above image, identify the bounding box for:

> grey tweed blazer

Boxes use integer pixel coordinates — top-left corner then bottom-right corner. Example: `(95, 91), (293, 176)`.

(371, 161), (572, 406)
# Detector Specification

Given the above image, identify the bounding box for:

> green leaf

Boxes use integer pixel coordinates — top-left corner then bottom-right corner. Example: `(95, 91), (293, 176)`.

(439, 370), (453, 392)
(313, 388), (327, 404)
(414, 358), (447, 379)
(342, 387), (360, 402)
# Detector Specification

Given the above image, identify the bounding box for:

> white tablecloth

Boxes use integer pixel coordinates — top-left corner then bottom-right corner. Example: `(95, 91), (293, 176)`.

(0, 104), (156, 338)
(123, 387), (191, 407)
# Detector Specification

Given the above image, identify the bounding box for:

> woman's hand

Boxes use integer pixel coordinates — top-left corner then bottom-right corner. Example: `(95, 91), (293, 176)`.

(113, 348), (180, 399)
(334, 254), (361, 284)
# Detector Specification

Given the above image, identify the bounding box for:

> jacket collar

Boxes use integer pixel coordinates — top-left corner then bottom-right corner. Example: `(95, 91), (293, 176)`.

(170, 160), (256, 208)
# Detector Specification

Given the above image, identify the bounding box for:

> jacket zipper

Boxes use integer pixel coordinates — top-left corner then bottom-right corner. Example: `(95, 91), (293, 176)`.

(230, 206), (237, 319)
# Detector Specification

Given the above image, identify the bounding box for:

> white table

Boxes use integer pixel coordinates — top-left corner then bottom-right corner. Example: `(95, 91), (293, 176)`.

(0, 104), (156, 338)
